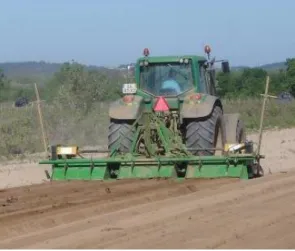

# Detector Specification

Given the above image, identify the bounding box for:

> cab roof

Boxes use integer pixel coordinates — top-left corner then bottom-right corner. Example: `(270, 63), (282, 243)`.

(136, 55), (207, 64)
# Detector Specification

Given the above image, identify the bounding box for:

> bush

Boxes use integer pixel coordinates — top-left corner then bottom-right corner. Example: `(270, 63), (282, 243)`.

(1, 97), (295, 157)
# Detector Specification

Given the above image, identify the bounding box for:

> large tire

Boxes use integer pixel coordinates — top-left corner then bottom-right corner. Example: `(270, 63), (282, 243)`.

(185, 106), (226, 156)
(108, 119), (136, 153)
(236, 119), (246, 143)
(223, 113), (246, 143)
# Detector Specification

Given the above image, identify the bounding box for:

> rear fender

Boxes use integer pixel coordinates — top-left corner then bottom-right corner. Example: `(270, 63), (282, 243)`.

(181, 94), (222, 119)
(109, 95), (144, 120)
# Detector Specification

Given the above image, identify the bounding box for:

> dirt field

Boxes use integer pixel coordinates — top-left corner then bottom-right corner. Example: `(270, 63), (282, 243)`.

(1, 128), (295, 248)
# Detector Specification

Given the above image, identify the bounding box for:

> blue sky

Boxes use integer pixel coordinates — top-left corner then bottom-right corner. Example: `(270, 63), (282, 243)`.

(0, 0), (294, 67)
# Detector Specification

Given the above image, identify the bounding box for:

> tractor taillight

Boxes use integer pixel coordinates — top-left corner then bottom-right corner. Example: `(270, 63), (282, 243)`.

(143, 48), (150, 57)
(153, 96), (169, 112)
(123, 95), (134, 103)
(204, 45), (211, 54)
(190, 93), (202, 100)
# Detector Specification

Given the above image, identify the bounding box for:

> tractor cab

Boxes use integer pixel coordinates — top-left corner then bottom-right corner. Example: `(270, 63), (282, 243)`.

(134, 49), (200, 98)
(120, 46), (231, 115)
(137, 56), (194, 97)
(122, 47), (230, 101)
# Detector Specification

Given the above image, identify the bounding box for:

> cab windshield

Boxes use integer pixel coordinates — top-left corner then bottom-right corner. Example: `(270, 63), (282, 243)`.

(139, 61), (194, 96)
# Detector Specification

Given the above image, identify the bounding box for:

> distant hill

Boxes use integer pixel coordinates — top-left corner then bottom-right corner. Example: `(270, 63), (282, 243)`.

(231, 61), (286, 71)
(0, 61), (109, 78)
(259, 61), (286, 70)
(0, 60), (287, 81)
(0, 61), (125, 84)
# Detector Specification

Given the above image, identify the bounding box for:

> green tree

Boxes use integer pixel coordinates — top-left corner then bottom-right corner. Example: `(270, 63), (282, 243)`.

(216, 71), (240, 98)
(0, 69), (12, 102)
(217, 68), (268, 98)
(46, 61), (122, 113)
(285, 58), (295, 95)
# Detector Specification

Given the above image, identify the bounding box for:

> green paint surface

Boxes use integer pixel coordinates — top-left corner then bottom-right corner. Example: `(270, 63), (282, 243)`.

(42, 154), (256, 181)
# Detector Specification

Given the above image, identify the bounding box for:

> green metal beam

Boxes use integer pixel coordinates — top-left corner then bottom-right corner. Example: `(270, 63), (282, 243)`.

(40, 153), (257, 181)
(39, 154), (257, 165)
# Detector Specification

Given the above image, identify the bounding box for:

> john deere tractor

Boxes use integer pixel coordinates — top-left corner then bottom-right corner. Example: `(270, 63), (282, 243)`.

(40, 46), (264, 181)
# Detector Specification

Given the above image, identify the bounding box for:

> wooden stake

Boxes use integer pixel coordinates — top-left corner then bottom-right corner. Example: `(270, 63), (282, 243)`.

(34, 83), (48, 155)
(257, 76), (278, 155)
(257, 76), (270, 156)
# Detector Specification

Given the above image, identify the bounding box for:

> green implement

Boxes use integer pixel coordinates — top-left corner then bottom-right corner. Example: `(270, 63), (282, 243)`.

(40, 109), (264, 181)
(39, 45), (265, 181)
(40, 154), (262, 181)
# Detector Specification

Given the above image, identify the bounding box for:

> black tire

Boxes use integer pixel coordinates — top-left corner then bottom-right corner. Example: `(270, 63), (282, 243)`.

(185, 106), (226, 156)
(236, 119), (246, 143)
(223, 114), (246, 144)
(108, 119), (136, 153)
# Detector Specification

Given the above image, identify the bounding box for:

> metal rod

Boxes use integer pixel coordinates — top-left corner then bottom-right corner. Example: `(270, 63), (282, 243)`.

(79, 147), (224, 154)
(79, 149), (110, 153)
(186, 147), (224, 151)
(40, 154), (257, 165)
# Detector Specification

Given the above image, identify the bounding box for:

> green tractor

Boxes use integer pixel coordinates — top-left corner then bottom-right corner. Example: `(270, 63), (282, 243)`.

(40, 46), (264, 181)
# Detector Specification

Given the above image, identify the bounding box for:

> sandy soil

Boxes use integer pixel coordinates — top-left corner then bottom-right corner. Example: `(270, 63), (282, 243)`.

(1, 128), (295, 248)
(0, 162), (50, 190)
(248, 128), (295, 174)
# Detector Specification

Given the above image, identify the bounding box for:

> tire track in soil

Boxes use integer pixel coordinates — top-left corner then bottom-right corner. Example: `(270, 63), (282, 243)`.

(1, 171), (295, 248)
(0, 177), (236, 243)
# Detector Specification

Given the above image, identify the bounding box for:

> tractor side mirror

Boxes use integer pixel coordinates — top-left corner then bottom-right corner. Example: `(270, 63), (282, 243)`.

(221, 61), (230, 73)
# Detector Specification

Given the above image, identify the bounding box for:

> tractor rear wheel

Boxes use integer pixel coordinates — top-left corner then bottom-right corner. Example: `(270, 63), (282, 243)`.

(185, 106), (226, 156)
(108, 119), (136, 153)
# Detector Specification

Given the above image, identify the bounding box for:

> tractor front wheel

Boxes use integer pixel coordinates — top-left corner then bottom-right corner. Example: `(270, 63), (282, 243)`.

(185, 106), (226, 156)
(108, 119), (136, 153)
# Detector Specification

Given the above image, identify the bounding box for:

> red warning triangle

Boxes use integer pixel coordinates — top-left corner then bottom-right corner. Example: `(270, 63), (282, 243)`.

(153, 96), (170, 112)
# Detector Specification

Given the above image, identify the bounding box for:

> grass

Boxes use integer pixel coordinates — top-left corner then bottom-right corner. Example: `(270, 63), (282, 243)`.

(1, 97), (295, 158)
(223, 97), (295, 130)
(0, 101), (109, 158)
